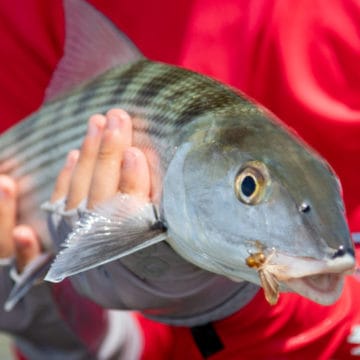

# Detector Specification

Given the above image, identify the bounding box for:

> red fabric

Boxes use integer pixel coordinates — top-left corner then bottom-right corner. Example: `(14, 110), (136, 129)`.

(1, 0), (360, 359)
(165, 270), (360, 360)
(0, 1), (64, 129)
(51, 279), (108, 354)
(135, 314), (174, 360)
(14, 347), (26, 360)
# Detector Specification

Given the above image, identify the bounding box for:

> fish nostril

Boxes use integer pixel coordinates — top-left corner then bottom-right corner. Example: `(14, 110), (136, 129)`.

(332, 246), (355, 259)
(332, 245), (345, 258)
(299, 202), (311, 213)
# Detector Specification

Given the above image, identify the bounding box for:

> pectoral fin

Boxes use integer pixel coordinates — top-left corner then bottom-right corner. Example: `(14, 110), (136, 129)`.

(45, 194), (167, 283)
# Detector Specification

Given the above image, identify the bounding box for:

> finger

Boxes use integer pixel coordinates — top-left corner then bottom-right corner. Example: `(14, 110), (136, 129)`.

(13, 225), (41, 273)
(0, 176), (17, 257)
(120, 147), (151, 200)
(50, 150), (79, 203)
(66, 114), (106, 209)
(143, 147), (161, 202)
(87, 109), (132, 208)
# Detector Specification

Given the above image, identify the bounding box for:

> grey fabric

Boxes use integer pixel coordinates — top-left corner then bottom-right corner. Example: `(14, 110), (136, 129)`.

(1, 254), (135, 359)
(0, 262), (94, 359)
(45, 199), (260, 326)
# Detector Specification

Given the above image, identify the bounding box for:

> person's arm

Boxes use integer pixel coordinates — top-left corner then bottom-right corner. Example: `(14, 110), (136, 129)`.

(0, 176), (94, 359)
(0, 173), (142, 359)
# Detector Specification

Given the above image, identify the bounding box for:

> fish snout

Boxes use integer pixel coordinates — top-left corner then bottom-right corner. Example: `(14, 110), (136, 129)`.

(272, 249), (356, 305)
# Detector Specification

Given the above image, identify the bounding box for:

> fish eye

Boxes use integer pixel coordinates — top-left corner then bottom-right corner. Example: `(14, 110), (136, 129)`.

(234, 161), (270, 205)
(242, 175), (256, 197)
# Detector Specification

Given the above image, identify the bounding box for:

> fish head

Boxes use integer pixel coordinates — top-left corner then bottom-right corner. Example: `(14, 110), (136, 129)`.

(163, 111), (355, 305)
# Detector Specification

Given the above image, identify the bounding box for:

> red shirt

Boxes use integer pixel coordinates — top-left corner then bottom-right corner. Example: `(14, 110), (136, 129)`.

(1, 1), (360, 359)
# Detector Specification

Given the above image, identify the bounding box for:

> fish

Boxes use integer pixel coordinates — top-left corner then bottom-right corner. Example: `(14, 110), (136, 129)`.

(0, 0), (355, 310)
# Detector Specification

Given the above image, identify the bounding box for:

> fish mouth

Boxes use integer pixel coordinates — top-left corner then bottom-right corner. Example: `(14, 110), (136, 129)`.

(284, 274), (344, 305)
(273, 251), (355, 305)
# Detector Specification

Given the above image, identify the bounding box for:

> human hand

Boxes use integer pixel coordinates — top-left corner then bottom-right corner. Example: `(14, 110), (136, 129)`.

(0, 175), (41, 273)
(51, 108), (151, 215)
(45, 104), (178, 289)
(0, 176), (110, 356)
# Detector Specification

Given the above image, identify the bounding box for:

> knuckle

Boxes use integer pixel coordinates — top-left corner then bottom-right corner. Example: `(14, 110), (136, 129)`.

(97, 144), (120, 161)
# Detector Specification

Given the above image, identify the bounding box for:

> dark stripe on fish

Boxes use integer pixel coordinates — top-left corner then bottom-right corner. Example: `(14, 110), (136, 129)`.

(0, 59), (252, 209)
(82, 59), (151, 115)
(133, 66), (177, 108)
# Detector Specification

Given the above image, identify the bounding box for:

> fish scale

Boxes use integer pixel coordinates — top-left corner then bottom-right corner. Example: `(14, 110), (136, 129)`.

(0, 59), (251, 235)
(1, 60), (249, 172)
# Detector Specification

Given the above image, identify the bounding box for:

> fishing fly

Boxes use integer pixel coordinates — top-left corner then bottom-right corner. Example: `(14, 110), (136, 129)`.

(245, 242), (281, 305)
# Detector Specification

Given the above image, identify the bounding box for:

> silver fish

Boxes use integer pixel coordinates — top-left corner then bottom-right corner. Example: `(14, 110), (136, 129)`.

(1, 0), (355, 309)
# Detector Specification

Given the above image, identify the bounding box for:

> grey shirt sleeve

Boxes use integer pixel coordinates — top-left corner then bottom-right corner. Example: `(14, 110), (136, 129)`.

(0, 259), (138, 360)
(0, 261), (95, 360)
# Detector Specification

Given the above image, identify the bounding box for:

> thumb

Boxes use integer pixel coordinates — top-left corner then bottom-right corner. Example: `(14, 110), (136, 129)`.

(13, 225), (41, 273)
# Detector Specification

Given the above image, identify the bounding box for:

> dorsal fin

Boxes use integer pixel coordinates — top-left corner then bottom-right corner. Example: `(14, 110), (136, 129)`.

(45, 0), (143, 102)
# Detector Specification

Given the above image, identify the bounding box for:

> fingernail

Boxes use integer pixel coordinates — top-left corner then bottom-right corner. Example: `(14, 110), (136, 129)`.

(65, 150), (79, 168)
(14, 227), (32, 248)
(0, 182), (4, 199)
(0, 176), (14, 199)
(87, 115), (105, 136)
(87, 120), (99, 136)
(107, 116), (121, 130)
(122, 148), (138, 169)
